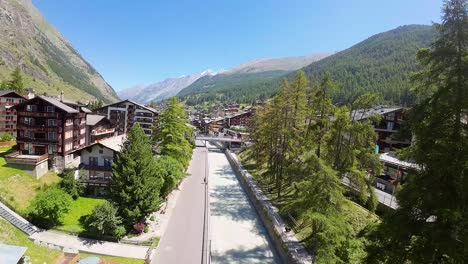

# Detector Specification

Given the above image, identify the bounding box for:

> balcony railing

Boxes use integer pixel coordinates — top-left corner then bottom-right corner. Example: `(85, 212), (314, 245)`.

(91, 128), (115, 135)
(17, 111), (58, 118)
(5, 151), (49, 165)
(81, 164), (113, 171)
(17, 137), (59, 144)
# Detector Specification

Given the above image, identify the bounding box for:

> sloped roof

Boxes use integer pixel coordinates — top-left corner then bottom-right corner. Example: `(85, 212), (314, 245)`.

(38, 96), (79, 113)
(98, 135), (126, 152)
(0, 90), (25, 99)
(100, 99), (158, 113)
(86, 114), (106, 126)
(352, 105), (402, 121)
(81, 107), (92, 113)
(0, 244), (27, 264)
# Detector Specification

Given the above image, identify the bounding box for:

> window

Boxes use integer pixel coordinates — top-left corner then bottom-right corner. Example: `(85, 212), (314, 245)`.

(89, 170), (98, 180)
(89, 157), (98, 166)
(24, 117), (34, 125)
(6, 98), (14, 104)
(99, 149), (103, 154)
(48, 119), (57, 126)
(25, 130), (33, 138)
(104, 158), (112, 169)
(46, 106), (55, 112)
(387, 122), (394, 131)
(24, 143), (33, 155)
(48, 145), (57, 154)
(66, 119), (73, 126)
(104, 173), (112, 180)
(48, 132), (57, 140)
(26, 105), (37, 112)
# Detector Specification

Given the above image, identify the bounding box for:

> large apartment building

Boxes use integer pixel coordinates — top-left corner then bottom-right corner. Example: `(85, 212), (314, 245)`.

(8, 95), (88, 174)
(95, 100), (157, 136)
(0, 90), (26, 137)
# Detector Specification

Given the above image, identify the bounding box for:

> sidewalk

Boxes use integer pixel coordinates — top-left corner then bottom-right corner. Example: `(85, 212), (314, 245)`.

(30, 231), (149, 259)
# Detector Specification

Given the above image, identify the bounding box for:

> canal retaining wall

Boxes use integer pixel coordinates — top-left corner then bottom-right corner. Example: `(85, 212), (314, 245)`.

(224, 149), (313, 264)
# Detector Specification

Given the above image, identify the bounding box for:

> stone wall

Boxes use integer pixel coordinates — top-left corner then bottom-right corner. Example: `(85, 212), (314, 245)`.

(224, 149), (313, 264)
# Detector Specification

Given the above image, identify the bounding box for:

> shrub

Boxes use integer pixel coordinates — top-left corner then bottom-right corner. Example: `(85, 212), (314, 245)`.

(28, 187), (72, 228)
(144, 225), (149, 233)
(133, 222), (145, 234)
(82, 201), (126, 239)
(149, 215), (155, 221)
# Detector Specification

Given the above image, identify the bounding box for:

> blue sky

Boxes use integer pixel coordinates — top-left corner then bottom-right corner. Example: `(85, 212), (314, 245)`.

(33, 0), (443, 91)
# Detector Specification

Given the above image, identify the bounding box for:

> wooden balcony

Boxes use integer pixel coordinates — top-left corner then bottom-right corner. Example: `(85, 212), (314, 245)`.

(17, 137), (59, 144)
(17, 111), (58, 118)
(81, 164), (112, 171)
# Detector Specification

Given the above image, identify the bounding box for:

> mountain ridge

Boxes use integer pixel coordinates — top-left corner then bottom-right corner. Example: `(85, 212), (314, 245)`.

(178, 25), (436, 106)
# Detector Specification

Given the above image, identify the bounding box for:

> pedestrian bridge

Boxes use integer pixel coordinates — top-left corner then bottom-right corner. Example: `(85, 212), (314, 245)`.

(195, 136), (245, 143)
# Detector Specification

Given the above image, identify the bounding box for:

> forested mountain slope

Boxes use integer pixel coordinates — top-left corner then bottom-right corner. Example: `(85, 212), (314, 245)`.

(300, 25), (436, 105)
(0, 0), (119, 102)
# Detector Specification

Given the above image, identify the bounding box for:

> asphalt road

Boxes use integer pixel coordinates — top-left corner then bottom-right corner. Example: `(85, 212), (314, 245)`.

(152, 146), (207, 264)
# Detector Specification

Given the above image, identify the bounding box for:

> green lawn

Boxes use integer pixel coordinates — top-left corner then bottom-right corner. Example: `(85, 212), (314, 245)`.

(0, 146), (61, 214)
(55, 197), (106, 233)
(0, 218), (144, 264)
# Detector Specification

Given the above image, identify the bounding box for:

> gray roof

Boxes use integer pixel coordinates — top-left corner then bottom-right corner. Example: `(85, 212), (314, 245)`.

(86, 114), (106, 126)
(0, 244), (27, 264)
(352, 105), (402, 121)
(39, 96), (79, 113)
(0, 90), (24, 98)
(101, 99), (158, 113)
(98, 135), (126, 152)
(81, 107), (92, 113)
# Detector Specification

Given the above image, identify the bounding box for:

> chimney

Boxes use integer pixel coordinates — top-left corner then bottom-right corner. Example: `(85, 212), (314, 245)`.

(60, 91), (64, 102)
(27, 89), (36, 99)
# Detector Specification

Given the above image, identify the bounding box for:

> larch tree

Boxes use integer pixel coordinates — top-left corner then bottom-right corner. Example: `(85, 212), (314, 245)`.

(366, 0), (467, 262)
(155, 97), (193, 168)
(111, 123), (163, 228)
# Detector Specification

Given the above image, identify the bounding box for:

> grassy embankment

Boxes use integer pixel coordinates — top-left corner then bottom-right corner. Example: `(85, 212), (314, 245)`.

(0, 218), (144, 264)
(238, 149), (380, 263)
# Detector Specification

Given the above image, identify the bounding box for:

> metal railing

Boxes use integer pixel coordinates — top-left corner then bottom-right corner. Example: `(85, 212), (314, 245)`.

(201, 147), (211, 264)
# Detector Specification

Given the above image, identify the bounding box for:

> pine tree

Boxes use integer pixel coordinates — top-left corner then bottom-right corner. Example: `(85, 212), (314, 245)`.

(9, 67), (24, 94)
(110, 123), (163, 227)
(367, 1), (468, 262)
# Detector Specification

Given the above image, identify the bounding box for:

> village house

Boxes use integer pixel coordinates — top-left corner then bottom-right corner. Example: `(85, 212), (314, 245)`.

(77, 135), (125, 195)
(0, 90), (26, 138)
(95, 100), (157, 136)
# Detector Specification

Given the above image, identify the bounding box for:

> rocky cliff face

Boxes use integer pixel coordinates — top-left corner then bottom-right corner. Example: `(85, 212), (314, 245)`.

(0, 0), (119, 102)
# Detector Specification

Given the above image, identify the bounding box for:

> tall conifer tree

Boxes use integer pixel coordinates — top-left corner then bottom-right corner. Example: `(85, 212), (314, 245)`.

(367, 1), (467, 262)
(111, 123), (163, 227)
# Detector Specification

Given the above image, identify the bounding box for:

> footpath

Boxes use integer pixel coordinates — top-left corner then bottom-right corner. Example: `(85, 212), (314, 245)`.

(0, 201), (149, 259)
